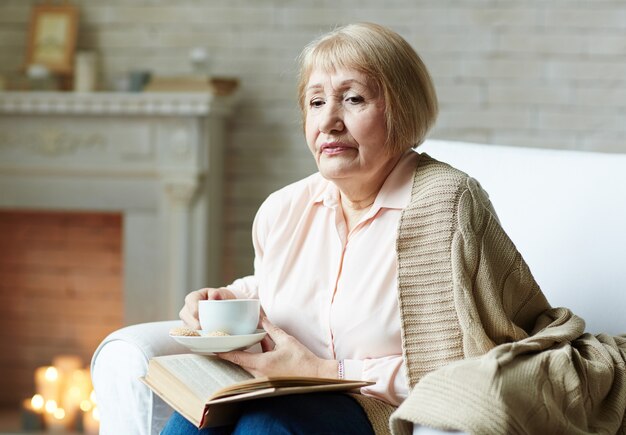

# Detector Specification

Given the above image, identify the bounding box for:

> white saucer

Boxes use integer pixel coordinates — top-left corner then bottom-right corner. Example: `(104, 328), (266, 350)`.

(170, 329), (267, 354)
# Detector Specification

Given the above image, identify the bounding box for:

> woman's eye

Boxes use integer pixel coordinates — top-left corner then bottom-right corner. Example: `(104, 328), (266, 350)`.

(345, 95), (364, 104)
(309, 99), (325, 108)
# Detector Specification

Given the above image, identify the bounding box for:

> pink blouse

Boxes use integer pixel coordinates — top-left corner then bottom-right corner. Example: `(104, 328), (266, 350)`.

(227, 150), (418, 406)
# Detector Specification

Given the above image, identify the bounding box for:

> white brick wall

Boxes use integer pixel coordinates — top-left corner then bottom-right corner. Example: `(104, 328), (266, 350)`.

(1, 0), (625, 282)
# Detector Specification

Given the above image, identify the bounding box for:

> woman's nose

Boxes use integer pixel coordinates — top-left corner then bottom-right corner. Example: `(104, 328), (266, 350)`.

(319, 104), (344, 134)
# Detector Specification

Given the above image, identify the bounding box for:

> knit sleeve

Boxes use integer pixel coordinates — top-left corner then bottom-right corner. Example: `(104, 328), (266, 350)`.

(451, 177), (551, 357)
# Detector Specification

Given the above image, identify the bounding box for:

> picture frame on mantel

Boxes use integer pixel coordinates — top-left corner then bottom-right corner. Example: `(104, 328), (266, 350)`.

(25, 2), (79, 75)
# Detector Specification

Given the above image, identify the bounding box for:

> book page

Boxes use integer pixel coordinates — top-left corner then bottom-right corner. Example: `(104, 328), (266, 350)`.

(208, 382), (369, 405)
(210, 376), (373, 398)
(154, 354), (252, 400)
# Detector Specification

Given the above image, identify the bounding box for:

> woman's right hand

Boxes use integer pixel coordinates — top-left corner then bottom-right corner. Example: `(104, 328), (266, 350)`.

(179, 287), (236, 330)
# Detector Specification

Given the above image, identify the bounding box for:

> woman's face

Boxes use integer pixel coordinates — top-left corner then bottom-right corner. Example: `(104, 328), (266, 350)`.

(304, 68), (401, 186)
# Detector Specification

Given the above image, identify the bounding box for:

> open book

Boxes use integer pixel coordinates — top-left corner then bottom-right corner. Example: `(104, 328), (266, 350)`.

(141, 353), (372, 428)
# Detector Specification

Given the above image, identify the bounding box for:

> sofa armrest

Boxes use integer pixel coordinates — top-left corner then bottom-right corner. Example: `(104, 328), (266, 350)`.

(91, 320), (186, 435)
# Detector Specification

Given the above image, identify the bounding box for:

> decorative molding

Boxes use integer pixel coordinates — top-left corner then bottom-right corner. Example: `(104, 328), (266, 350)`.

(163, 178), (199, 207)
(0, 91), (237, 117)
(0, 129), (107, 157)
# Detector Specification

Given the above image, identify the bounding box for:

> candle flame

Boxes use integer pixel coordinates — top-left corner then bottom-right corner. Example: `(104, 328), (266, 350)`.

(45, 399), (58, 413)
(31, 394), (45, 410)
(53, 408), (66, 420)
(80, 399), (92, 412)
(92, 406), (100, 422)
(44, 366), (58, 382)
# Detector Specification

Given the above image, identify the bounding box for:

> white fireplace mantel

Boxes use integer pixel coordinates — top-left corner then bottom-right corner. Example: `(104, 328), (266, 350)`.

(0, 91), (237, 324)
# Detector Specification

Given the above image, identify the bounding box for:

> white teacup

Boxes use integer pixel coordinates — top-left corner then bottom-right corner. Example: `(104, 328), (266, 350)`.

(198, 299), (260, 336)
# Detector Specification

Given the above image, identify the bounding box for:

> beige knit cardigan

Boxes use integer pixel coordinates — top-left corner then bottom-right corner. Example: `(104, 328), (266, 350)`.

(354, 153), (626, 435)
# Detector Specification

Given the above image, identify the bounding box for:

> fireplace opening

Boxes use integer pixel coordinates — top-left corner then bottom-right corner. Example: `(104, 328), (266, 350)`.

(0, 210), (123, 412)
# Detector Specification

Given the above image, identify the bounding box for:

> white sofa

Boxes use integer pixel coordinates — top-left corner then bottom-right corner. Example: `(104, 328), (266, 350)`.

(92, 139), (626, 435)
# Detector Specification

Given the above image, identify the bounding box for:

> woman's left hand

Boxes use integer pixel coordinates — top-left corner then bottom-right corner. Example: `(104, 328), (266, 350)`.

(216, 317), (338, 379)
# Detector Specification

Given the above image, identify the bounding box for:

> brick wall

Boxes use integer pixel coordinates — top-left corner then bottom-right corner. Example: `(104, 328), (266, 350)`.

(0, 210), (123, 406)
(1, 0), (625, 282)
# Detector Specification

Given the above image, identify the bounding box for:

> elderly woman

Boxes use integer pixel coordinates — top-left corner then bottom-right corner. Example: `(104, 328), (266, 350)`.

(163, 22), (626, 435)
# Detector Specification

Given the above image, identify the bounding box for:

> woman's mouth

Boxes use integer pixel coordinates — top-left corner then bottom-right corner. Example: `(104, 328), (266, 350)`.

(320, 143), (355, 156)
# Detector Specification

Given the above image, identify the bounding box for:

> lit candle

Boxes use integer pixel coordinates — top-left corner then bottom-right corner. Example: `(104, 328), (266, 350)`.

(45, 399), (58, 414)
(62, 384), (82, 429)
(21, 397), (44, 431)
(65, 368), (93, 430)
(71, 368), (93, 400)
(44, 403), (67, 433)
(83, 406), (100, 435)
(35, 366), (60, 403)
(49, 357), (86, 430)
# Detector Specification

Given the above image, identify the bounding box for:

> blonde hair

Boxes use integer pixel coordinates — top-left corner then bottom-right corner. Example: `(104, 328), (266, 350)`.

(297, 23), (438, 154)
